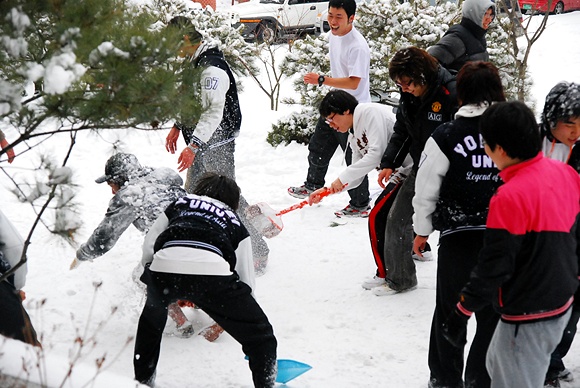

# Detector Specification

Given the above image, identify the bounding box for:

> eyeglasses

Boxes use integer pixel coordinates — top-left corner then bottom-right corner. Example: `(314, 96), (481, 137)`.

(325, 112), (337, 125)
(395, 79), (413, 89)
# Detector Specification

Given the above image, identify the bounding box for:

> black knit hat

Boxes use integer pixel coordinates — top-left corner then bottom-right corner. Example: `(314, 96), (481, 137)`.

(541, 82), (580, 134)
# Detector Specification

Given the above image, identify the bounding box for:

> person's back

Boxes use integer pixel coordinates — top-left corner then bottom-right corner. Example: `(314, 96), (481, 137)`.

(135, 173), (277, 388)
(412, 62), (504, 388)
(180, 42), (241, 160)
(427, 0), (495, 73)
(444, 101), (580, 388)
(483, 154), (579, 315)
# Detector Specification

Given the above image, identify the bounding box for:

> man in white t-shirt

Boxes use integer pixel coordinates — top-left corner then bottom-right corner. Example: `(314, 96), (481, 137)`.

(288, 0), (372, 218)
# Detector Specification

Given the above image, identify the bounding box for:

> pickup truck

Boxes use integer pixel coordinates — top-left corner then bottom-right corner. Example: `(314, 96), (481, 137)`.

(230, 0), (329, 42)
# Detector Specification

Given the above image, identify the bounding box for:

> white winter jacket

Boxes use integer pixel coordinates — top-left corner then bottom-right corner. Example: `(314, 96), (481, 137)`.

(0, 209), (27, 290)
(338, 103), (413, 189)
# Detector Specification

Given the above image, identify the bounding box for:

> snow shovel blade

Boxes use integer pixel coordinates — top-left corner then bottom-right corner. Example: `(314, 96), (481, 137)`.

(276, 359), (312, 384)
(245, 203), (283, 239)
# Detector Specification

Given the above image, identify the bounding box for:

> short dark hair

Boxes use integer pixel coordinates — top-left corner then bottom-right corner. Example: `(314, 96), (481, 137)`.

(389, 46), (439, 87)
(168, 16), (203, 43)
(479, 101), (541, 161)
(319, 90), (358, 117)
(457, 61), (505, 106)
(192, 173), (240, 211)
(328, 0), (357, 18)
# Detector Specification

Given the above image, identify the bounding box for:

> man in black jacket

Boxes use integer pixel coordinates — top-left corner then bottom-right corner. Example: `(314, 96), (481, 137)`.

(373, 47), (457, 296)
(427, 0), (495, 73)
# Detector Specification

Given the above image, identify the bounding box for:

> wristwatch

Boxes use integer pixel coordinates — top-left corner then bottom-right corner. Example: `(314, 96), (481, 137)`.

(318, 75), (326, 87)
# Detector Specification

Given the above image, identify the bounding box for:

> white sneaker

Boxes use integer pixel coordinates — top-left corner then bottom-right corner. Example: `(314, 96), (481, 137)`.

(412, 250), (433, 262)
(362, 276), (387, 290)
(372, 284), (417, 296)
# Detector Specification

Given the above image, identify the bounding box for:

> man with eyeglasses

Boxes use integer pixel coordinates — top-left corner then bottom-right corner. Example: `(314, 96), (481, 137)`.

(370, 47), (457, 296)
(308, 90), (413, 292)
(288, 0), (372, 218)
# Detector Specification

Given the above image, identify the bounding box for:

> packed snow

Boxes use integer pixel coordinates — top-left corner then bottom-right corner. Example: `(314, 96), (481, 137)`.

(1, 11), (580, 388)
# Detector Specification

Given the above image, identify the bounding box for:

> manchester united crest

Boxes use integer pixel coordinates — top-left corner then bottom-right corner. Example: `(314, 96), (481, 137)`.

(432, 101), (442, 112)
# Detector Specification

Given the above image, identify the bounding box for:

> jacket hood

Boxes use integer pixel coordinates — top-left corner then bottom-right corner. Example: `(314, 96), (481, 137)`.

(192, 39), (220, 62)
(147, 167), (184, 188)
(462, 0), (495, 29)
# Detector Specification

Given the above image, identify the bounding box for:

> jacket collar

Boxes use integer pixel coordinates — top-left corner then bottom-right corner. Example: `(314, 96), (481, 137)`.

(499, 152), (543, 182)
(460, 17), (487, 40)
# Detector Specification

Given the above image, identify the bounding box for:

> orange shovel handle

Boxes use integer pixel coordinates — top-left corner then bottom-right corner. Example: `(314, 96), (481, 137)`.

(276, 187), (333, 216)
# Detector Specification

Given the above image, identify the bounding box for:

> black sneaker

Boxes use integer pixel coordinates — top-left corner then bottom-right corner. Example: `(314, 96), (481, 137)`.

(558, 368), (574, 382)
(334, 204), (370, 218)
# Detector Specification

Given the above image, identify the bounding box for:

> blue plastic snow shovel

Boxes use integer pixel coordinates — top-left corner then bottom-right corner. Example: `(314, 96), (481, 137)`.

(276, 359), (312, 384)
(245, 356), (312, 384)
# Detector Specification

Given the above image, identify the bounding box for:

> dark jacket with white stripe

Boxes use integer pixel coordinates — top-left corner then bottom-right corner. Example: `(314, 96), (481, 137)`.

(458, 153), (580, 323)
(413, 104), (501, 237)
(142, 194), (254, 291)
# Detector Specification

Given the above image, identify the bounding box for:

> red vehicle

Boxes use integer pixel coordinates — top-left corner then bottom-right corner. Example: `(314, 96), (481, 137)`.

(518, 0), (580, 14)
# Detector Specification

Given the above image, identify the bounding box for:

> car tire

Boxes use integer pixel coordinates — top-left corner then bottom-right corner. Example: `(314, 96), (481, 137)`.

(256, 21), (277, 44)
(554, 1), (564, 13)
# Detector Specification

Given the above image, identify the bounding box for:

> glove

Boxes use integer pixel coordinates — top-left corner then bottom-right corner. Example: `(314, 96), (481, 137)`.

(442, 308), (470, 348)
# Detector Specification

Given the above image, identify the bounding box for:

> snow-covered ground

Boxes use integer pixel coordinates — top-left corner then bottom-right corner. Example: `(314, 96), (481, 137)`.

(1, 11), (580, 388)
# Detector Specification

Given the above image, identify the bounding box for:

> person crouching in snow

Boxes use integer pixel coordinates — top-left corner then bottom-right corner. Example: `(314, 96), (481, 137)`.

(307, 89), (413, 294)
(134, 172), (277, 388)
(70, 153), (198, 338)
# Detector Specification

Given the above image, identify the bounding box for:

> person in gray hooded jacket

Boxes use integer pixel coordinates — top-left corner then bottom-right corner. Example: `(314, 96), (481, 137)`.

(71, 153), (196, 337)
(74, 153), (186, 263)
(427, 0), (495, 74)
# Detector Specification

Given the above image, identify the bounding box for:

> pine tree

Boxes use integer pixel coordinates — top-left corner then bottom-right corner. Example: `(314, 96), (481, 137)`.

(0, 0), (211, 275)
(270, 0), (531, 146)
